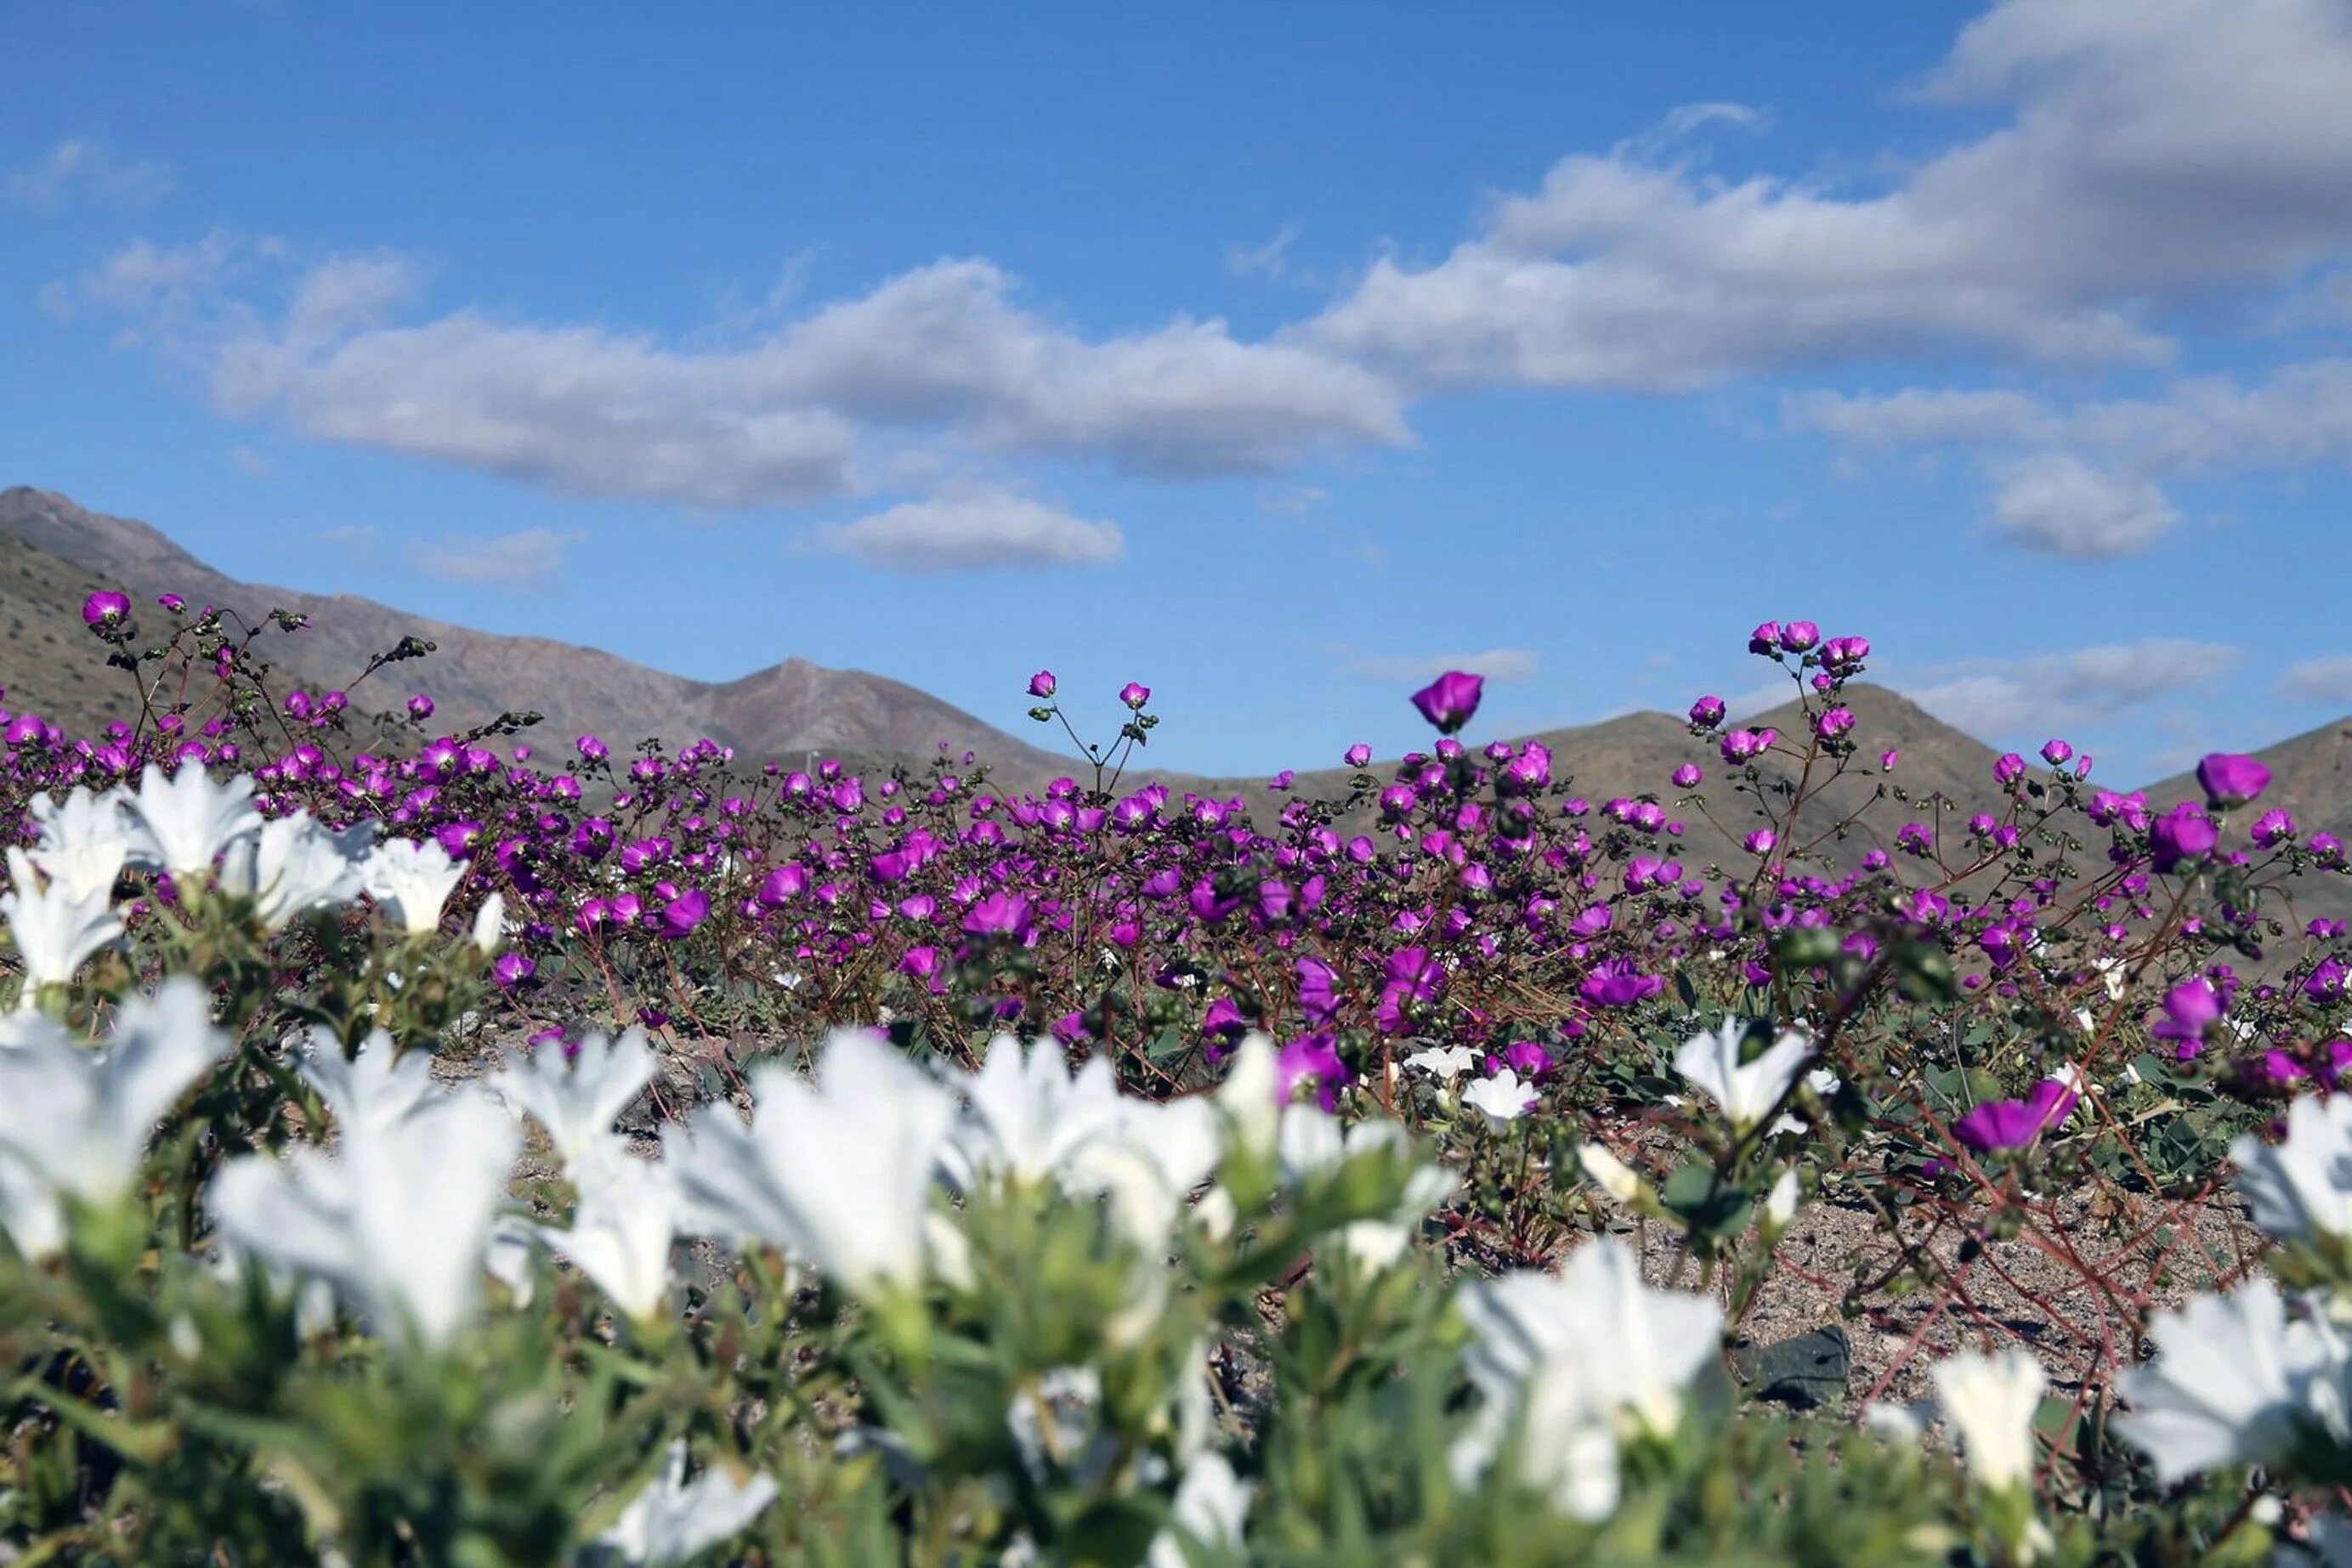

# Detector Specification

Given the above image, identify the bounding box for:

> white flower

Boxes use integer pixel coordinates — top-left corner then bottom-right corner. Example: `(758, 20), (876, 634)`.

(26, 788), (133, 902)
(472, 891), (506, 955)
(540, 1158), (681, 1321)
(1577, 1143), (1643, 1204)
(1673, 1019), (1814, 1133)
(2, 848), (123, 995)
(1059, 1095), (1222, 1248)
(1463, 1068), (1537, 1124)
(1277, 1105), (1454, 1271)
(1763, 1168), (1800, 1231)
(597, 1439), (779, 1566)
(361, 837), (469, 935)
(297, 1027), (450, 1137)
(2232, 1094), (2352, 1244)
(207, 1090), (519, 1348)
(670, 1028), (955, 1297)
(489, 1028), (655, 1181)
(1216, 1033), (1282, 1163)
(1404, 1044), (1479, 1081)
(1147, 1452), (1253, 1568)
(217, 813), (370, 929)
(940, 1034), (1125, 1191)
(1930, 1348), (2045, 1492)
(2115, 1278), (2352, 1485)
(1007, 1365), (1115, 1486)
(1452, 1237), (1721, 1520)
(122, 763), (261, 878)
(0, 976), (226, 1219)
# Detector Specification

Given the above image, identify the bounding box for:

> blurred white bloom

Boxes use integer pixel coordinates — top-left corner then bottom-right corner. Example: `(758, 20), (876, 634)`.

(539, 1158), (681, 1321)
(1007, 1366), (1115, 1486)
(941, 1034), (1125, 1191)
(1404, 1044), (1478, 1080)
(1930, 1349), (2045, 1492)
(217, 813), (371, 930)
(1463, 1068), (1537, 1124)
(2115, 1278), (2352, 1485)
(490, 1028), (655, 1181)
(671, 1028), (955, 1296)
(598, 1439), (779, 1566)
(1277, 1106), (1454, 1272)
(1060, 1096), (1221, 1248)
(1862, 1401), (1928, 1444)
(1147, 1452), (1253, 1568)
(26, 788), (133, 902)
(1216, 1033), (1282, 1163)
(3, 848), (123, 996)
(208, 1090), (519, 1348)
(0, 976), (225, 1220)
(1764, 1168), (1800, 1231)
(472, 891), (506, 955)
(297, 1027), (449, 1137)
(1674, 1019), (1814, 1133)
(485, 1213), (538, 1309)
(361, 837), (469, 935)
(1452, 1237), (1721, 1520)
(122, 763), (261, 878)
(2232, 1094), (2352, 1244)
(1577, 1143), (1643, 1204)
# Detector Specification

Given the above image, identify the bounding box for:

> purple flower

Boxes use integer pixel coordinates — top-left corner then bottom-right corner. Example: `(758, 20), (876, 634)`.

(1820, 636), (1869, 676)
(2196, 752), (2271, 807)
(2253, 808), (2298, 847)
(1374, 946), (1444, 1033)
(2151, 977), (2222, 1057)
(1027, 669), (1057, 699)
(1748, 621), (1782, 655)
(1409, 671), (1485, 735)
(659, 889), (711, 939)
(1344, 743), (1373, 768)
(1779, 620), (1820, 653)
(1578, 959), (1663, 1009)
(2150, 801), (2219, 872)
(2040, 739), (2073, 766)
(81, 590), (132, 630)
(1119, 681), (1151, 709)
(1671, 762), (1703, 789)
(1202, 997), (1248, 1040)
(576, 734), (609, 761)
(157, 592), (185, 613)
(1687, 695), (1726, 730)
(961, 891), (1034, 940)
(1502, 1039), (1552, 1078)
(1277, 1032), (1348, 1107)
(492, 950), (537, 989)
(1953, 1074), (2079, 1153)
(1993, 752), (2026, 785)
(1720, 727), (1774, 763)
(1815, 706), (1855, 740)
(1297, 955), (1341, 1023)
(406, 693), (435, 721)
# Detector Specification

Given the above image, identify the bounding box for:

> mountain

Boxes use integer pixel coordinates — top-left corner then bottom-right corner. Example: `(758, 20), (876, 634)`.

(5, 484), (2349, 933)
(0, 486), (1072, 780)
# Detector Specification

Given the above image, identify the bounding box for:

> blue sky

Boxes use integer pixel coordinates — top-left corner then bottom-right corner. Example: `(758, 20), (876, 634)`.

(6, 1), (2352, 780)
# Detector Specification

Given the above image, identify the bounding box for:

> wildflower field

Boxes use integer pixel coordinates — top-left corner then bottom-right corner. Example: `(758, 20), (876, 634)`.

(3, 590), (2349, 1566)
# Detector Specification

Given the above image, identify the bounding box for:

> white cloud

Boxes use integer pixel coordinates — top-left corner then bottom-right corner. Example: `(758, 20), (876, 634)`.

(2281, 654), (2352, 708)
(1985, 454), (2180, 557)
(8, 139), (169, 207)
(815, 493), (1124, 574)
(1306, 0), (2352, 391)
(1899, 639), (2239, 737)
(73, 246), (1406, 509)
(1345, 648), (1540, 683)
(410, 528), (570, 590)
